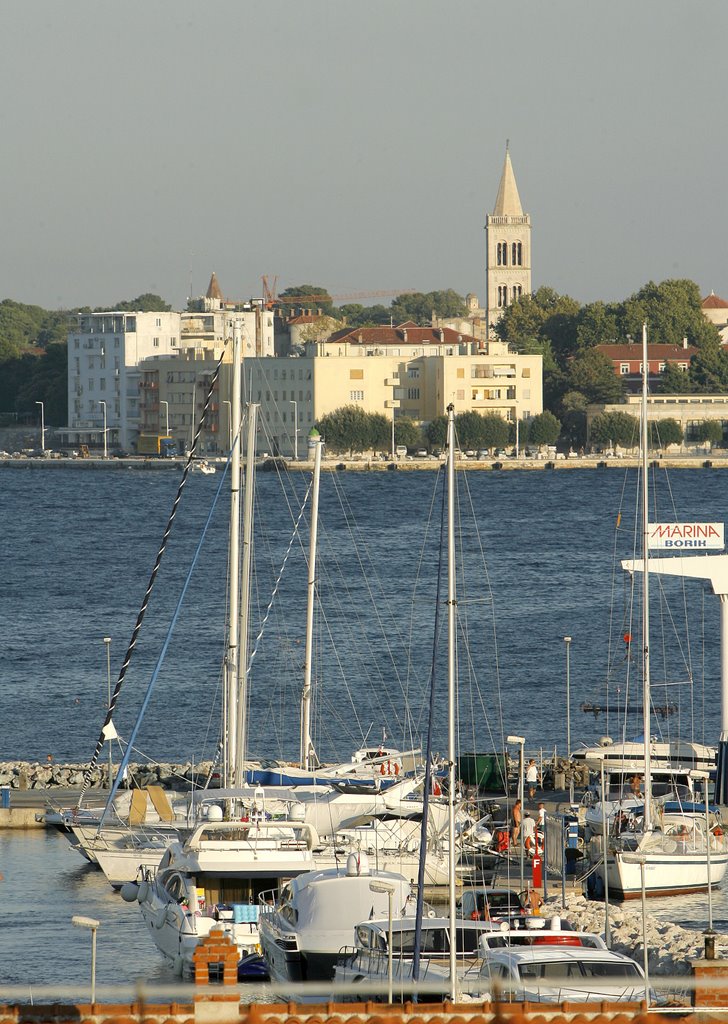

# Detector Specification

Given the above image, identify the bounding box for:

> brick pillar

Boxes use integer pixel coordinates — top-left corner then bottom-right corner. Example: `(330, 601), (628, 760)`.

(193, 928), (240, 1024)
(691, 957), (728, 1009)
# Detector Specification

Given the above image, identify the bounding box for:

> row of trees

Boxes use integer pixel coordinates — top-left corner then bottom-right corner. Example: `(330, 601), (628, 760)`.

(316, 406), (563, 455)
(589, 412), (723, 448)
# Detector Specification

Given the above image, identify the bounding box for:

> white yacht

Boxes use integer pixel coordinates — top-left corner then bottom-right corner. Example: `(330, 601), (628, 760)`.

(259, 853), (415, 983)
(121, 816), (320, 977)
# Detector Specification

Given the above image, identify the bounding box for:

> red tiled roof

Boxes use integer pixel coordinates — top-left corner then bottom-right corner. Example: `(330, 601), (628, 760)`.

(326, 324), (470, 346)
(703, 293), (728, 309)
(595, 343), (697, 360)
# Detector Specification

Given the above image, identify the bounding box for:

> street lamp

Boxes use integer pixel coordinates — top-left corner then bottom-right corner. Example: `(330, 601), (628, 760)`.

(370, 880), (395, 1002)
(104, 637), (112, 789)
(290, 400), (298, 460)
(98, 401), (107, 458)
(35, 400), (45, 454)
(72, 915), (100, 1003)
(159, 399), (169, 436)
(507, 735), (526, 891)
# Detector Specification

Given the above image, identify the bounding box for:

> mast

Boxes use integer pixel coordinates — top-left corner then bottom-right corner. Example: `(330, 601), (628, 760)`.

(640, 322), (652, 831)
(301, 427), (323, 769)
(446, 403), (458, 1002)
(224, 323), (243, 789)
(236, 404), (258, 785)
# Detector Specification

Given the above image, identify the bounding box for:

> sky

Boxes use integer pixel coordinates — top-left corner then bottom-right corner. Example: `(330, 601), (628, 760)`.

(2, 1), (727, 312)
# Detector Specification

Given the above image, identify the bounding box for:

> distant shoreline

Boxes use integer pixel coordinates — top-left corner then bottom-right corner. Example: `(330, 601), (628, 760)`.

(1, 454), (726, 472)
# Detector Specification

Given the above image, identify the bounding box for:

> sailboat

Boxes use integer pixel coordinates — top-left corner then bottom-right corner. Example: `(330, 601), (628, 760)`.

(593, 324), (728, 899)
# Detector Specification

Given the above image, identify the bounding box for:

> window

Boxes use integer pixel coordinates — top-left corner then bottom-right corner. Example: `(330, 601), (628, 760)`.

(456, 389), (465, 400)
(100, 379), (106, 391)
(512, 241), (522, 266)
(521, 367), (530, 378)
(350, 369), (364, 380)
(407, 387), (420, 400)
(457, 368), (465, 379)
(74, 340), (79, 349)
(155, 318), (161, 328)
(522, 388), (530, 399)
(679, 362), (688, 370)
(497, 241), (508, 266)
(620, 364), (630, 375)
(153, 338), (160, 348)
(88, 379), (94, 391)
(513, 284), (522, 300)
(407, 367), (420, 379)
(350, 390), (364, 401)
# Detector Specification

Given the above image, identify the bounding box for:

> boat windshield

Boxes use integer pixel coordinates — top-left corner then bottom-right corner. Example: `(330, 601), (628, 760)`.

(519, 960), (640, 981)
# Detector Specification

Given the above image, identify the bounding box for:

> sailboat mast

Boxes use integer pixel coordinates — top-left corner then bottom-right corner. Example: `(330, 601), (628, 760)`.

(236, 403), (258, 784)
(301, 429), (322, 770)
(641, 321), (652, 832)
(225, 323), (243, 788)
(446, 403), (458, 1002)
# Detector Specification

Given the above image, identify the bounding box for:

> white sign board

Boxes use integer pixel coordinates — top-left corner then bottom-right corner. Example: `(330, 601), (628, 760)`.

(648, 523), (724, 550)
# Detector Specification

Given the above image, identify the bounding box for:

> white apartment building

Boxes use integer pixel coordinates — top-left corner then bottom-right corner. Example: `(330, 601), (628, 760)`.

(62, 311), (181, 449)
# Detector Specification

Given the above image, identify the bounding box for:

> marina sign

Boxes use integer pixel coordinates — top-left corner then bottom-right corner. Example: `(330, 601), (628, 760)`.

(648, 522), (724, 550)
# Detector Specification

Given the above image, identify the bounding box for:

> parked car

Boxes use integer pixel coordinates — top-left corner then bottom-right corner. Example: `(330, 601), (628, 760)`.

(464, 450), (476, 458)
(414, 449), (428, 458)
(476, 449), (490, 459)
(494, 448), (508, 458)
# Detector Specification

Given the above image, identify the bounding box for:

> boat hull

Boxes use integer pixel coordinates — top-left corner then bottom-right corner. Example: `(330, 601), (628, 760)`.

(605, 849), (728, 900)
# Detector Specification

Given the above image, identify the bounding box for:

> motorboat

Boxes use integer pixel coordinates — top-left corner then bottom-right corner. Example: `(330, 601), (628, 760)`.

(259, 852), (415, 983)
(122, 816), (320, 976)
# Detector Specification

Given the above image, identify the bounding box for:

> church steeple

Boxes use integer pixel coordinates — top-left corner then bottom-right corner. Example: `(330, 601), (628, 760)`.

(492, 142), (523, 217)
(485, 144), (531, 335)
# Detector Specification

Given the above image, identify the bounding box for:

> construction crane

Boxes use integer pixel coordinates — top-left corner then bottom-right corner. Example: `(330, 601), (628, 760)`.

(261, 276), (415, 310)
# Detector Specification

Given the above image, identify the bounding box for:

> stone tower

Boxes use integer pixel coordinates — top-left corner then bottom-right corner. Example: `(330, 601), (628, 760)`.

(485, 144), (531, 334)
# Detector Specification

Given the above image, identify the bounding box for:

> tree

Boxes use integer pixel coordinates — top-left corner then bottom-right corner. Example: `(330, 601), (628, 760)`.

(694, 420), (724, 445)
(338, 303), (391, 327)
(297, 315), (341, 343)
(528, 411), (561, 446)
(394, 417), (422, 449)
(424, 415), (448, 450)
(575, 301), (620, 351)
(687, 338), (728, 393)
(658, 362), (694, 394)
(454, 410), (487, 449)
(589, 411), (639, 449)
(389, 290), (466, 326)
(98, 293), (171, 312)
(619, 279), (718, 349)
(649, 418), (683, 448)
(567, 349), (625, 404)
(495, 287), (580, 360)
(278, 285), (335, 317)
(316, 406), (389, 454)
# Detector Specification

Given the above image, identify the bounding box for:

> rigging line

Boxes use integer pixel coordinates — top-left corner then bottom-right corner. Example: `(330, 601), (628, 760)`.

(245, 479), (313, 677)
(78, 345), (229, 807)
(455, 447), (508, 788)
(97, 457), (232, 827)
(606, 465), (632, 739)
(412, 454), (446, 988)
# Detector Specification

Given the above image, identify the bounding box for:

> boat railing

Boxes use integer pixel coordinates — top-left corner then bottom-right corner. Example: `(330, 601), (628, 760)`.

(186, 818), (320, 850)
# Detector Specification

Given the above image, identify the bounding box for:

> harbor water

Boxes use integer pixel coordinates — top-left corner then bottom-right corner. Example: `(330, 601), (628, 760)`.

(1, 464), (727, 986)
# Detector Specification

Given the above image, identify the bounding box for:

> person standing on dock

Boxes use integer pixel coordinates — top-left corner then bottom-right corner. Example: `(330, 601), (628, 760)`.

(526, 758), (538, 799)
(510, 798), (522, 845)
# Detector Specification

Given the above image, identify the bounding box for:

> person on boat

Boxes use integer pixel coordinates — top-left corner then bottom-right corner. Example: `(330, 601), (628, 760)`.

(522, 812), (536, 856)
(630, 775), (642, 797)
(510, 799), (522, 845)
(526, 759), (539, 799)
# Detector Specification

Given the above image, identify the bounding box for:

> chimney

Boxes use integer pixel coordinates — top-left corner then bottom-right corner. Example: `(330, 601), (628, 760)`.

(683, 337), (688, 349)
(438, 328), (444, 342)
(403, 329), (408, 343)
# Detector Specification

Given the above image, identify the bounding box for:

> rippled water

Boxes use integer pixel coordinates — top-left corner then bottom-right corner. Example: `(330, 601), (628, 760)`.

(1, 464), (726, 988)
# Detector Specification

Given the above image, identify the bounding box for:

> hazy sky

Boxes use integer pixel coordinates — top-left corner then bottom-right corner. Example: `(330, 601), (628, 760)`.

(2, 1), (727, 311)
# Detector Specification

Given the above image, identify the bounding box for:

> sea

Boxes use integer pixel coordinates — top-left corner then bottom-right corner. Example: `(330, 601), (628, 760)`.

(1, 463), (727, 993)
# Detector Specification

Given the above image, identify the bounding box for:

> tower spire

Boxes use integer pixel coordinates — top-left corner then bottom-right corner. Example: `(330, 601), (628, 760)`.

(492, 143), (523, 217)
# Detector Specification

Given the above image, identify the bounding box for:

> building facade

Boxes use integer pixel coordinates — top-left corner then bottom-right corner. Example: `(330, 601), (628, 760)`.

(485, 145), (532, 335)
(594, 342), (696, 393)
(62, 311), (182, 450)
(588, 394), (728, 445)
(245, 325), (542, 457)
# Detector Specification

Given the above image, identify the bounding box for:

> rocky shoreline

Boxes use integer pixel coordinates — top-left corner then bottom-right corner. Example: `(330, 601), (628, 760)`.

(0, 759), (215, 790)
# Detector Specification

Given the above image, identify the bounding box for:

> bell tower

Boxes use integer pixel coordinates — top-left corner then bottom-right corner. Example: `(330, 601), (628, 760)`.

(485, 144), (531, 335)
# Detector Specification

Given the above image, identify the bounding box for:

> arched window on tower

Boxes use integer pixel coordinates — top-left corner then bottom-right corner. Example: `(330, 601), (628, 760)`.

(497, 242), (508, 266)
(512, 241), (522, 266)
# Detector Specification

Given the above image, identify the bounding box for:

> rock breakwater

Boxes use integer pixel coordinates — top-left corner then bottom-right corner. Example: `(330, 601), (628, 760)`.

(0, 760), (215, 791)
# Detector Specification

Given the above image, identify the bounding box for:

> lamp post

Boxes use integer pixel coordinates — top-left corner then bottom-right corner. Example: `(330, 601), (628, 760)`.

(290, 400), (298, 460)
(35, 400), (45, 454)
(104, 637), (112, 789)
(98, 401), (107, 458)
(160, 399), (169, 436)
(370, 881), (395, 1003)
(72, 915), (100, 1003)
(692, 769), (715, 944)
(507, 734), (526, 891)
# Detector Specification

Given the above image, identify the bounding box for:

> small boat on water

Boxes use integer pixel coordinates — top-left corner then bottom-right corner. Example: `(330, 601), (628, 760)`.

(190, 458), (216, 474)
